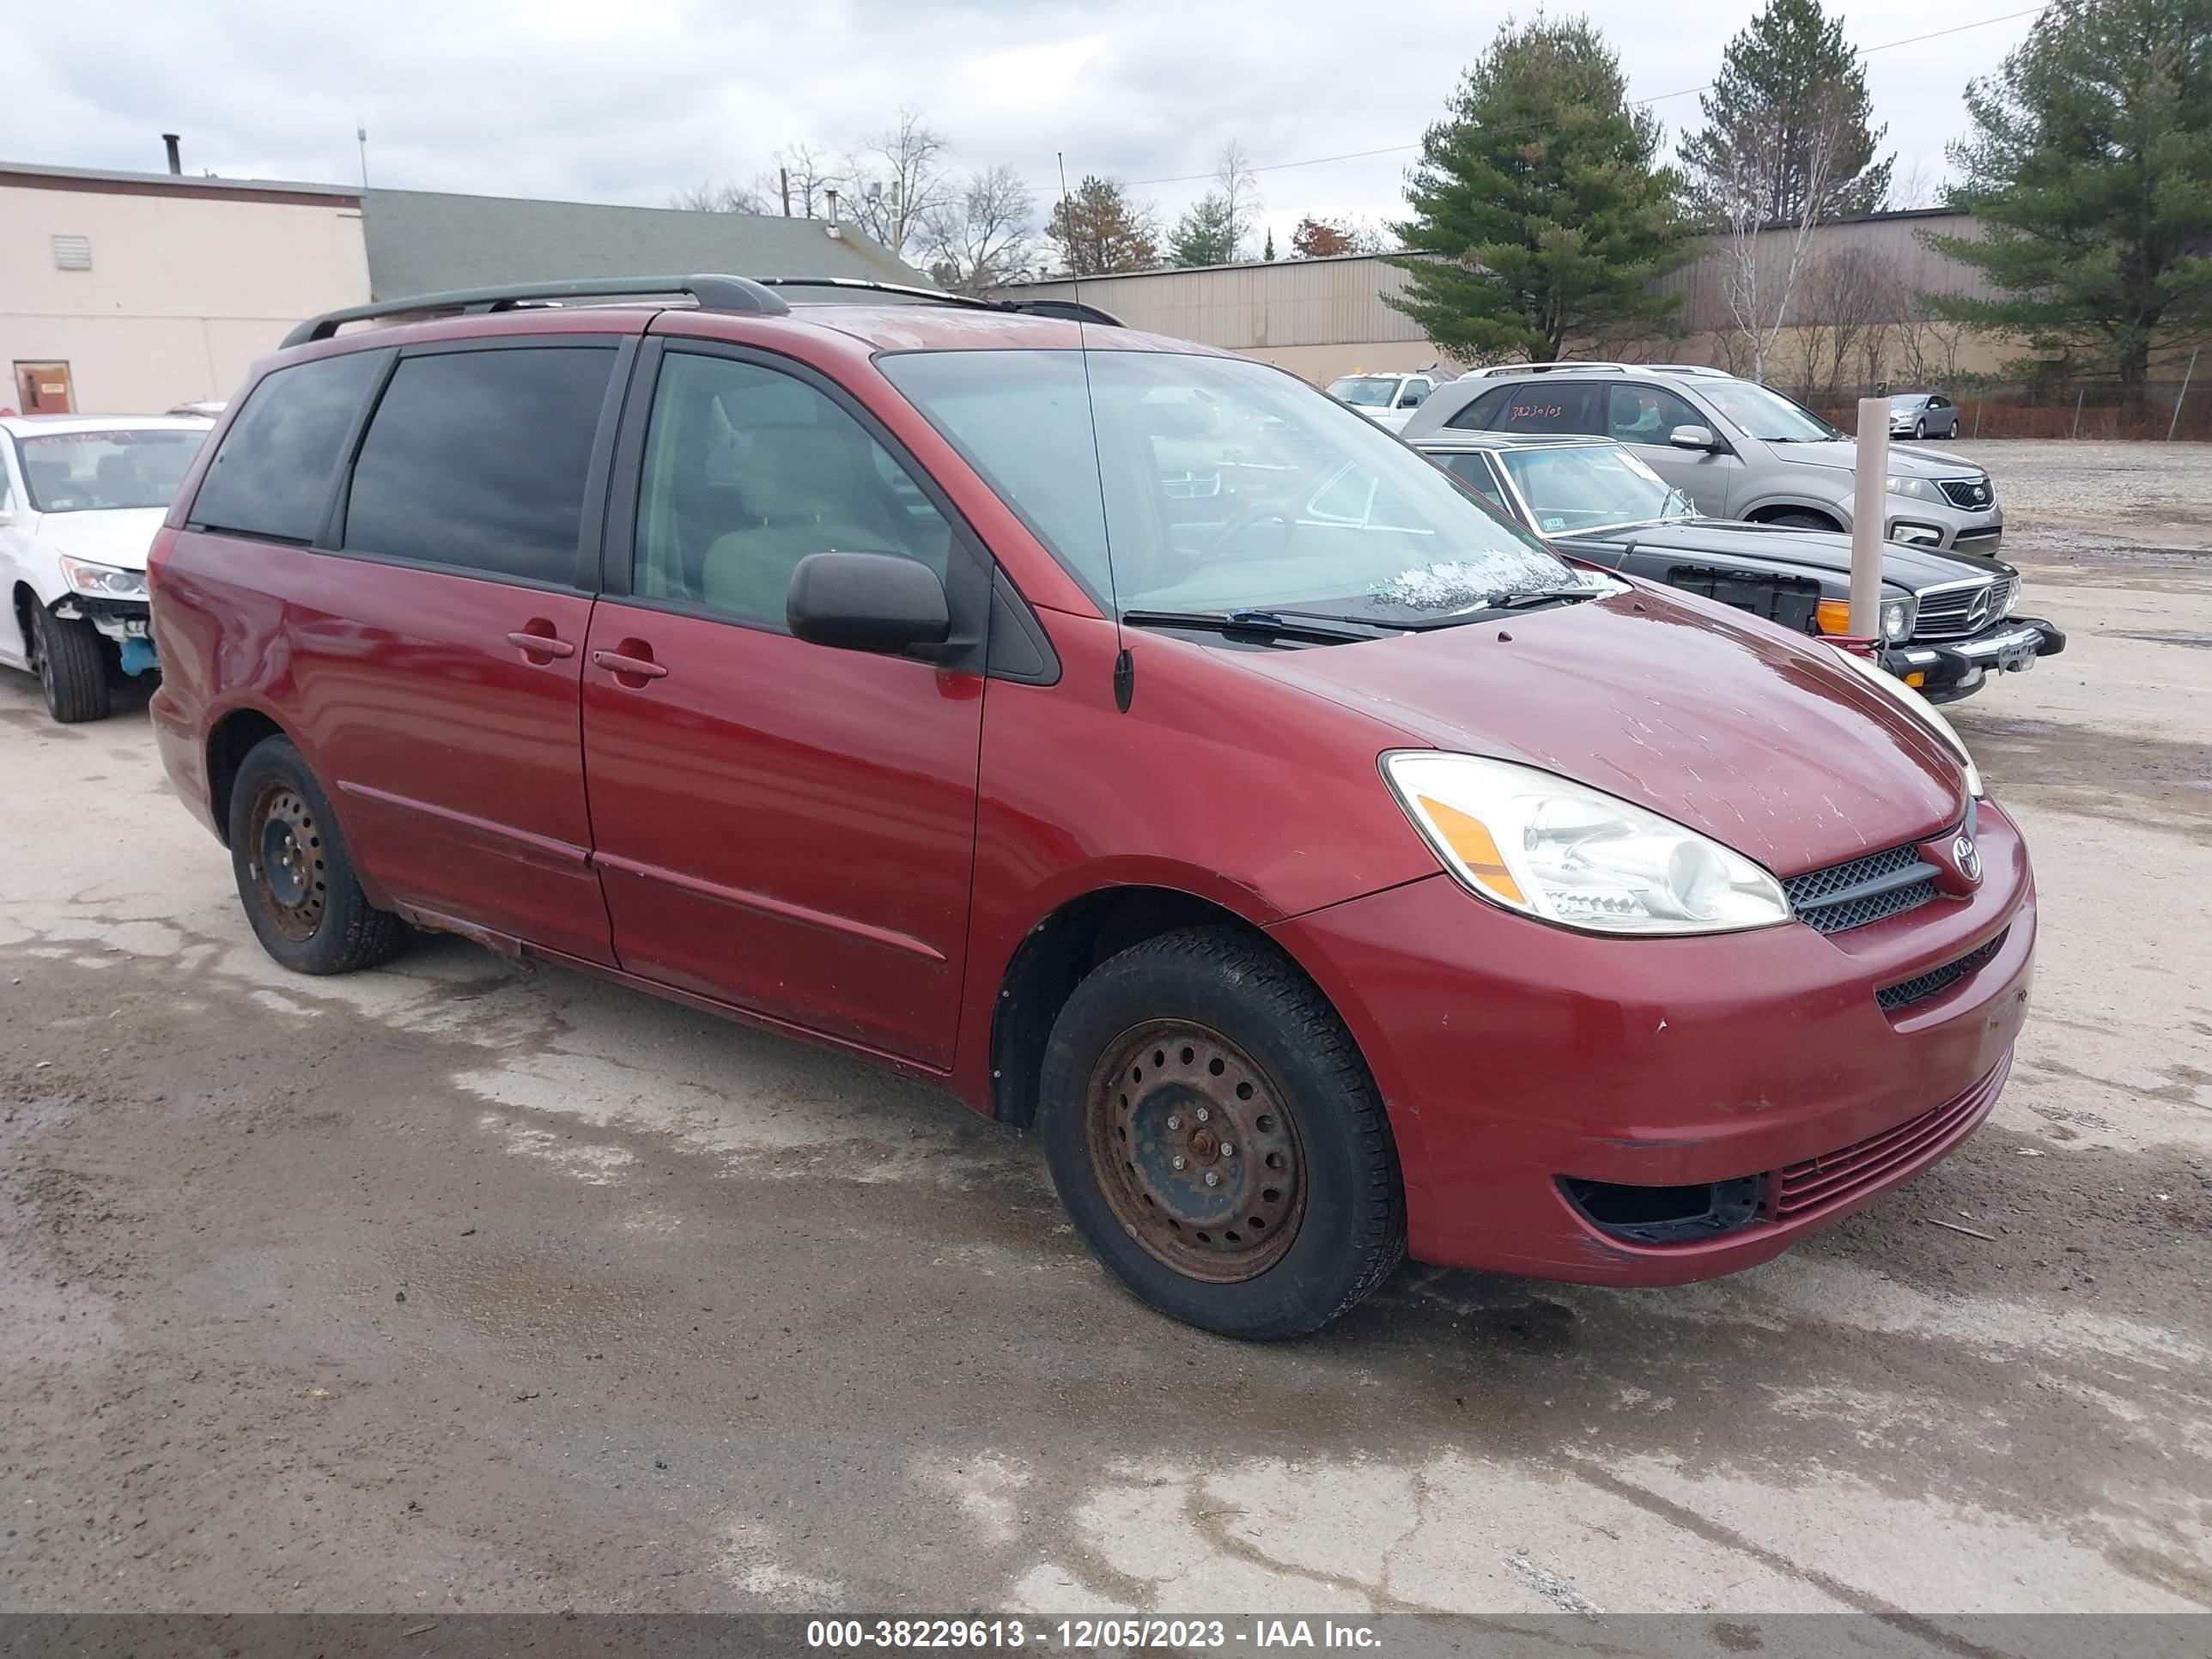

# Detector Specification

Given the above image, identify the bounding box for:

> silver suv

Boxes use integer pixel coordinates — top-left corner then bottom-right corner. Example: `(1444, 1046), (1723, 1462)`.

(1401, 363), (2003, 553)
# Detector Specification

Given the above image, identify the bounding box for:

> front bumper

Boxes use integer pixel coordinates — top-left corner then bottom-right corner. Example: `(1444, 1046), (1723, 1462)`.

(1883, 615), (2066, 703)
(1885, 502), (2002, 554)
(1268, 799), (2034, 1284)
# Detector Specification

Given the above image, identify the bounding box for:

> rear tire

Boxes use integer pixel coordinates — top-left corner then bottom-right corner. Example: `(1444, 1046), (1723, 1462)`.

(32, 606), (111, 723)
(227, 736), (408, 975)
(1038, 927), (1405, 1340)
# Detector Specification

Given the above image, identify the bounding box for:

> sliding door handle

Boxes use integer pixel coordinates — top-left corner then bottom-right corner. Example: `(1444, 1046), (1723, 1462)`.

(507, 629), (575, 659)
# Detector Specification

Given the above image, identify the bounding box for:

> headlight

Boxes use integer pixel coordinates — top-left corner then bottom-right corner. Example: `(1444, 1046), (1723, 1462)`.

(1887, 475), (1947, 504)
(1829, 647), (1984, 799)
(1382, 752), (1793, 936)
(1814, 595), (1917, 641)
(58, 556), (149, 600)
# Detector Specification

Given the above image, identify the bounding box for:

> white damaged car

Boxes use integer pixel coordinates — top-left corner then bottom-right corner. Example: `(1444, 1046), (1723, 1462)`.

(1, 414), (212, 721)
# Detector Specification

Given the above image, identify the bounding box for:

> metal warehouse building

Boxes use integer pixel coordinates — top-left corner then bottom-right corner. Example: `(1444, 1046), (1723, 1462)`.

(996, 210), (2006, 387)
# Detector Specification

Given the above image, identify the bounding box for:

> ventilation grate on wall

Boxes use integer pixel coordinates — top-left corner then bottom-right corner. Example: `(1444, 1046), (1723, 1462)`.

(52, 234), (93, 270)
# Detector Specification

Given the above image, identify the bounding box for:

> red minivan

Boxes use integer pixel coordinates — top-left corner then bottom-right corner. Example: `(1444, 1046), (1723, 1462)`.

(149, 276), (2034, 1338)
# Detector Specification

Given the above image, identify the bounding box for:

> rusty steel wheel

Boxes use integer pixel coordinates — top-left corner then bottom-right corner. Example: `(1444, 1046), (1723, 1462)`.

(1084, 1019), (1307, 1283)
(244, 779), (329, 943)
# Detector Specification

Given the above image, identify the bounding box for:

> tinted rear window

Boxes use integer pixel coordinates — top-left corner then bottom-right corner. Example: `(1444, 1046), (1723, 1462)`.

(1444, 386), (1512, 430)
(342, 347), (613, 586)
(191, 351), (384, 543)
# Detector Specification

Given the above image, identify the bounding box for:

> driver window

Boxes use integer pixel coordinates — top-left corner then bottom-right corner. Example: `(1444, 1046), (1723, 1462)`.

(1398, 379), (1431, 409)
(1606, 384), (1704, 445)
(634, 352), (951, 630)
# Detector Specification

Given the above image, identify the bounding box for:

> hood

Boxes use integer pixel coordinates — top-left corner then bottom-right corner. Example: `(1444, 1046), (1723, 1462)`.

(1770, 440), (1978, 479)
(1236, 586), (1966, 875)
(1576, 520), (2015, 594)
(29, 507), (169, 572)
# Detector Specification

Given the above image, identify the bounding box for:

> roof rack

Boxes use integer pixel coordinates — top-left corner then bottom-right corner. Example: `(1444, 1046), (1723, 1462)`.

(756, 276), (1122, 326)
(281, 273), (1126, 349)
(1468, 361), (1632, 378)
(281, 274), (788, 349)
(1647, 363), (1735, 379)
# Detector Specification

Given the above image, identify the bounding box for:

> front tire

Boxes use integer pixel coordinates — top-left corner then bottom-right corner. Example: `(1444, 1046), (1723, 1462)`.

(227, 736), (408, 975)
(32, 606), (111, 723)
(1764, 510), (1840, 532)
(1913, 419), (1927, 440)
(1038, 928), (1405, 1340)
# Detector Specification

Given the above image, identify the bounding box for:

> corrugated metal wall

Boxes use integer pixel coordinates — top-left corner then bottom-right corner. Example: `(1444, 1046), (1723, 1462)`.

(1656, 212), (1995, 333)
(1002, 253), (1429, 349)
(999, 212), (1991, 350)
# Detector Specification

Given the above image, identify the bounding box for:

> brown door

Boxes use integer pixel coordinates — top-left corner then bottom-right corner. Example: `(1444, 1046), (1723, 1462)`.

(13, 362), (75, 414)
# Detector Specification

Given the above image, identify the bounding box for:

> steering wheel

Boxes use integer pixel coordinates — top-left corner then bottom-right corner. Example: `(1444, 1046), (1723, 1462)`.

(1192, 498), (1297, 564)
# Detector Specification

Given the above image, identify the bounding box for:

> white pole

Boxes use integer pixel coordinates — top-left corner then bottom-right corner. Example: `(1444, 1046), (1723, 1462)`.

(2168, 347), (2200, 443)
(1850, 397), (1890, 640)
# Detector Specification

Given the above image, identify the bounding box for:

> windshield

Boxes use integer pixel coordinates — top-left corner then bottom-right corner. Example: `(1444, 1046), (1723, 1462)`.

(881, 349), (1587, 622)
(1499, 444), (1694, 533)
(1887, 395), (1926, 410)
(1698, 381), (1840, 443)
(15, 428), (207, 513)
(1326, 376), (1401, 408)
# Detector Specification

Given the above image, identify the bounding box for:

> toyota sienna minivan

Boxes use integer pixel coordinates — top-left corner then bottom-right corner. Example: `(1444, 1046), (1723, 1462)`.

(149, 276), (2035, 1339)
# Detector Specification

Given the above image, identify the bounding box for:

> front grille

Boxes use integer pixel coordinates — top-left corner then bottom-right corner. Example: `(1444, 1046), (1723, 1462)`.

(1913, 580), (2001, 641)
(1783, 843), (1939, 934)
(1876, 930), (2007, 1013)
(1938, 477), (1995, 510)
(1772, 1059), (2006, 1219)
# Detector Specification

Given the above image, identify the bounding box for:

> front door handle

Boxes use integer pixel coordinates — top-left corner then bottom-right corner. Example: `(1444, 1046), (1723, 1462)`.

(507, 629), (576, 659)
(592, 645), (669, 683)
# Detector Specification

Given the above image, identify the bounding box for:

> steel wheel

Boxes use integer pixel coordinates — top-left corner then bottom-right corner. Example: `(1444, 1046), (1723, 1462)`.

(1084, 1019), (1306, 1283)
(245, 780), (329, 942)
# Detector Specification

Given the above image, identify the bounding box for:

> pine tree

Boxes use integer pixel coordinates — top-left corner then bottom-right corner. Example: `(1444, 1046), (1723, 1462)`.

(1046, 177), (1159, 275)
(1263, 228), (1277, 262)
(1170, 194), (1241, 267)
(1925, 0), (2212, 422)
(1680, 0), (1893, 223)
(1388, 16), (1690, 362)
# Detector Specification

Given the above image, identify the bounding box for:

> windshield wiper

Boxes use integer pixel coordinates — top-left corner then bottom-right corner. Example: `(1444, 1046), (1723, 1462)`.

(1481, 586), (1606, 611)
(1120, 608), (1389, 644)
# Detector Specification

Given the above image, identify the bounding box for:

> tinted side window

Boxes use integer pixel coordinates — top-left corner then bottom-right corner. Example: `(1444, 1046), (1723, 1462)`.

(343, 347), (613, 585)
(1606, 383), (1707, 444)
(190, 351), (383, 543)
(1492, 383), (1603, 435)
(1445, 386), (1513, 430)
(633, 351), (952, 631)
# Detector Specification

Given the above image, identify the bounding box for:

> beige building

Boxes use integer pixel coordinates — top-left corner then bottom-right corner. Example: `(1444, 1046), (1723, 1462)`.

(997, 210), (2013, 390)
(2, 162), (371, 416)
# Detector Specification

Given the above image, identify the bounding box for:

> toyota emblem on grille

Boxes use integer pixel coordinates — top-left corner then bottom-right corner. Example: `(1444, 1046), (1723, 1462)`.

(1953, 833), (1982, 884)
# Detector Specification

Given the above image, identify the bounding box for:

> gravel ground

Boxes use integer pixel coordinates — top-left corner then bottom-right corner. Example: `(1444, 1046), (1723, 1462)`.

(2, 444), (2208, 1625)
(1942, 437), (2212, 556)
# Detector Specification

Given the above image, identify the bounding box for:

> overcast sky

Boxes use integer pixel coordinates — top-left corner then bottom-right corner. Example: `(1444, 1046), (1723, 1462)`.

(2, 1), (2043, 253)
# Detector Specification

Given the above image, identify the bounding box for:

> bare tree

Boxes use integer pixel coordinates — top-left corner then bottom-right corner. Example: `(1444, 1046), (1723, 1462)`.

(1886, 155), (1947, 211)
(921, 166), (1038, 294)
(1215, 141), (1261, 261)
(670, 179), (772, 215)
(1715, 101), (1847, 382)
(1791, 244), (1902, 398)
(842, 106), (957, 258)
(769, 143), (837, 218)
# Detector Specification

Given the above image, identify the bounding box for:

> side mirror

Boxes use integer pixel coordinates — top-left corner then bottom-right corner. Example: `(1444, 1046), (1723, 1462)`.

(1668, 424), (1719, 451)
(787, 550), (950, 654)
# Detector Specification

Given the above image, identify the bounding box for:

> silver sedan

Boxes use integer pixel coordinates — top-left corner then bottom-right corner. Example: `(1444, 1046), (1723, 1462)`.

(1889, 393), (1962, 440)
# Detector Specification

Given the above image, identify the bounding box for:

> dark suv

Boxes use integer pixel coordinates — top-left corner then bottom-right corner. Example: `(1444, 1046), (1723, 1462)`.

(149, 276), (2034, 1338)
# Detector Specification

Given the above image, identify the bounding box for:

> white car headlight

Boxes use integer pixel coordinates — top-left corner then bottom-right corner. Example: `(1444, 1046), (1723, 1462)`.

(1830, 646), (1984, 799)
(1887, 475), (1947, 505)
(1382, 752), (1793, 936)
(1880, 595), (1917, 642)
(58, 556), (149, 600)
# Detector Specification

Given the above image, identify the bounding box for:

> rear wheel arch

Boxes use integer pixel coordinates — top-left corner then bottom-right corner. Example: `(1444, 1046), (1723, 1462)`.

(206, 708), (289, 848)
(988, 884), (1355, 1128)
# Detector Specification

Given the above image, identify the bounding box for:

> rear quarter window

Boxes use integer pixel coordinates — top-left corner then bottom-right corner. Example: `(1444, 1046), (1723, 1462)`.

(190, 351), (386, 543)
(1489, 383), (1603, 435)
